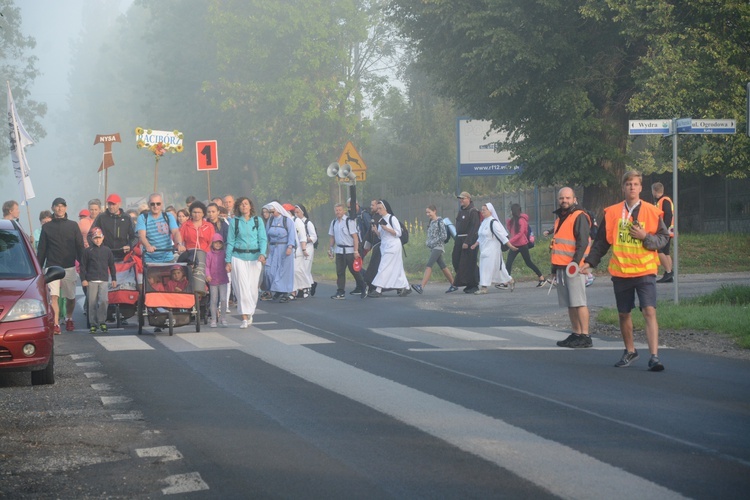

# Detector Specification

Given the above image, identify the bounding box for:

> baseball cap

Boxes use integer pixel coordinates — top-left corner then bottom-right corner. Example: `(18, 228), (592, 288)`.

(282, 203), (295, 212)
(79, 209), (90, 218)
(52, 197), (67, 207)
(106, 193), (122, 204)
(457, 191), (471, 200)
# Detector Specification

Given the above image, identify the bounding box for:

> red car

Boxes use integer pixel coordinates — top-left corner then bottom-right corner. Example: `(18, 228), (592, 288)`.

(0, 219), (64, 385)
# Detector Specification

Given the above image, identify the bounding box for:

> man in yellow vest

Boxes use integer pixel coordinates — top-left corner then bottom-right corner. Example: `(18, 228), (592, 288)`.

(581, 171), (670, 371)
(651, 182), (674, 283)
(551, 187), (593, 348)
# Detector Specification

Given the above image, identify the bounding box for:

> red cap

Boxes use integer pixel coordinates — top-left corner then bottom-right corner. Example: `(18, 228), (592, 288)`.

(106, 193), (122, 204)
(79, 209), (90, 218)
(282, 203), (295, 212)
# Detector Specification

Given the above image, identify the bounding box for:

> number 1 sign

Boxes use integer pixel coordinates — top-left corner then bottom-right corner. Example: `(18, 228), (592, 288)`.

(196, 140), (218, 171)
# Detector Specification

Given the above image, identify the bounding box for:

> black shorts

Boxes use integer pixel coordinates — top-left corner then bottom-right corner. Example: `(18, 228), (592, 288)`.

(658, 238), (671, 255)
(612, 275), (657, 313)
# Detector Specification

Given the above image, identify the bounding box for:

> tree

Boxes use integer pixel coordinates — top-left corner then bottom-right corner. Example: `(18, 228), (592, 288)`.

(387, 0), (750, 213)
(0, 0), (46, 165)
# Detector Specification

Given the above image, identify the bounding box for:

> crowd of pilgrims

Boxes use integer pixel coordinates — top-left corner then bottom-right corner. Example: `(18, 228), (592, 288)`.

(27, 190), (541, 328)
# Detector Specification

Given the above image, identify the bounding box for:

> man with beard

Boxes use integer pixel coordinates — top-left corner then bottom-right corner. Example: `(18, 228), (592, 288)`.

(550, 187), (593, 349)
(450, 191), (480, 293)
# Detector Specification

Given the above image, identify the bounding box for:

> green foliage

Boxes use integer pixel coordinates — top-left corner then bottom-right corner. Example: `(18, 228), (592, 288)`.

(0, 0), (46, 162)
(387, 0), (750, 205)
(60, 0), (396, 207)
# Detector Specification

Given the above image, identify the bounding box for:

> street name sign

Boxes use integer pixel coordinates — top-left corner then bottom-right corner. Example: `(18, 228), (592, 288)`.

(628, 119), (671, 135)
(682, 119), (736, 134)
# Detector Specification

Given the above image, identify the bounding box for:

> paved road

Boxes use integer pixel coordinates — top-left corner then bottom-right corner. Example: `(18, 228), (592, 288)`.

(2, 273), (749, 498)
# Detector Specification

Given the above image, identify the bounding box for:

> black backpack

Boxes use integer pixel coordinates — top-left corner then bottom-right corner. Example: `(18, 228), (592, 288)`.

(389, 215), (409, 245)
(304, 219), (318, 249)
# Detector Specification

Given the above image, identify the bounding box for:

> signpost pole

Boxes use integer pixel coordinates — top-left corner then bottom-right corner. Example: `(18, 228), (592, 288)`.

(672, 118), (679, 304)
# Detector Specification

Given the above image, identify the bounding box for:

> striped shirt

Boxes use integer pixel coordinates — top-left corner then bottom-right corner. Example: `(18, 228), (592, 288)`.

(136, 212), (179, 263)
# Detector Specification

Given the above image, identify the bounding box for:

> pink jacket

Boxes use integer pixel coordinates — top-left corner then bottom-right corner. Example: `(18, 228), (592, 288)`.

(507, 213), (530, 247)
(205, 233), (229, 285)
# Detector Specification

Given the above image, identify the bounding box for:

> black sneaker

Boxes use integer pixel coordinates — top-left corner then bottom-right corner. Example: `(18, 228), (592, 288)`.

(310, 282), (317, 296)
(648, 355), (665, 372)
(368, 290), (382, 298)
(411, 284), (423, 294)
(331, 291), (345, 300)
(445, 285), (459, 293)
(463, 286), (479, 294)
(656, 272), (674, 283)
(350, 288), (362, 295)
(556, 333), (578, 347)
(614, 349), (639, 367)
(567, 334), (592, 348)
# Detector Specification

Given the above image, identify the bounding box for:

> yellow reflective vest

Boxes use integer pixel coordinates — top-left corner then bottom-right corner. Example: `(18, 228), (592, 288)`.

(603, 201), (662, 278)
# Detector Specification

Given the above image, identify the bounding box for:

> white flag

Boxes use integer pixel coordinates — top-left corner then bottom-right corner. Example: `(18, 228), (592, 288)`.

(7, 83), (36, 204)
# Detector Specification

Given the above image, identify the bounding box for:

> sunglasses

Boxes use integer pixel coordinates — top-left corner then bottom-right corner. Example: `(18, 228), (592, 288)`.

(149, 202), (162, 207)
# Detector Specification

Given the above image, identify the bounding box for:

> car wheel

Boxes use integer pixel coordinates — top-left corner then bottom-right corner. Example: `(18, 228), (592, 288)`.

(31, 346), (55, 385)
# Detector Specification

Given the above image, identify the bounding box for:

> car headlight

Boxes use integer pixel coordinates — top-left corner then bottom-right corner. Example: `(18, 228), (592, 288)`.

(3, 299), (46, 322)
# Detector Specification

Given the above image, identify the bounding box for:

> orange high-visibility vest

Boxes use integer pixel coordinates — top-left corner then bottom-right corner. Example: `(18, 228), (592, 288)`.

(655, 196), (674, 238)
(603, 201), (662, 278)
(551, 210), (591, 266)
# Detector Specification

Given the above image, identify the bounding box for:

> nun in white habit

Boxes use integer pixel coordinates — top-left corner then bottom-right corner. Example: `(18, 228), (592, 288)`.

(369, 199), (410, 297)
(473, 202), (515, 293)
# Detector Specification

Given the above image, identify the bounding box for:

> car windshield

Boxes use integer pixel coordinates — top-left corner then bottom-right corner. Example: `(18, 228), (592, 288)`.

(0, 229), (35, 279)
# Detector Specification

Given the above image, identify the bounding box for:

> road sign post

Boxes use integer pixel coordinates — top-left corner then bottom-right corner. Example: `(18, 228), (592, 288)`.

(196, 140), (218, 199)
(629, 118), (736, 303)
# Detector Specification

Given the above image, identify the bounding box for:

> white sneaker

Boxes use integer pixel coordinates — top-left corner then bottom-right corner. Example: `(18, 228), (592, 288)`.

(209, 320), (217, 328)
(220, 318), (228, 327)
(247, 315), (253, 325)
(240, 319), (249, 329)
(225, 307), (231, 313)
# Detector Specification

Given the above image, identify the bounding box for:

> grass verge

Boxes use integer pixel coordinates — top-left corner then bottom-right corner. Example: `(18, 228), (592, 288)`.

(596, 285), (750, 348)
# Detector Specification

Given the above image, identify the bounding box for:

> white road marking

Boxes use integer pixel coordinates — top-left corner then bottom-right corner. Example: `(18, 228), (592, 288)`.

(70, 352), (95, 360)
(84, 372), (107, 379)
(90, 383), (112, 391)
(235, 336), (684, 500)
(94, 336), (154, 351)
(76, 361), (102, 368)
(262, 329), (334, 345)
(370, 328), (418, 342)
(176, 332), (240, 349)
(136, 446), (183, 462)
(100, 396), (132, 405)
(418, 326), (507, 341)
(161, 472), (209, 495)
(112, 411), (143, 420)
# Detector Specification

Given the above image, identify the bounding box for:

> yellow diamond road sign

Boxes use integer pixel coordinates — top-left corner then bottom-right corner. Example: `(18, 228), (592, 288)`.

(338, 141), (367, 171)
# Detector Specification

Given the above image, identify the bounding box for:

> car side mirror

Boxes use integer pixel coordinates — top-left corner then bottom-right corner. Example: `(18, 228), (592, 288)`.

(44, 266), (66, 284)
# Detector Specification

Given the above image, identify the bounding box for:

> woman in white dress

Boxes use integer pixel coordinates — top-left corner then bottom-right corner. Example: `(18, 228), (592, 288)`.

(369, 200), (410, 297)
(472, 202), (517, 294)
(293, 203), (316, 298)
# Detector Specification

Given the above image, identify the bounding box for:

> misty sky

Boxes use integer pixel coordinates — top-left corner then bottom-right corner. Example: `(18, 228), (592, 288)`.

(2, 0), (130, 231)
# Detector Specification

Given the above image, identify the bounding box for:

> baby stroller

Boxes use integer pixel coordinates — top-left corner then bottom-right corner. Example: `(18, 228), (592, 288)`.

(137, 261), (201, 336)
(106, 250), (140, 328)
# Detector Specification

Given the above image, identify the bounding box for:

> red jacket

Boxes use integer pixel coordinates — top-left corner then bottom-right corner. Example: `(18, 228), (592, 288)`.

(179, 219), (215, 253)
